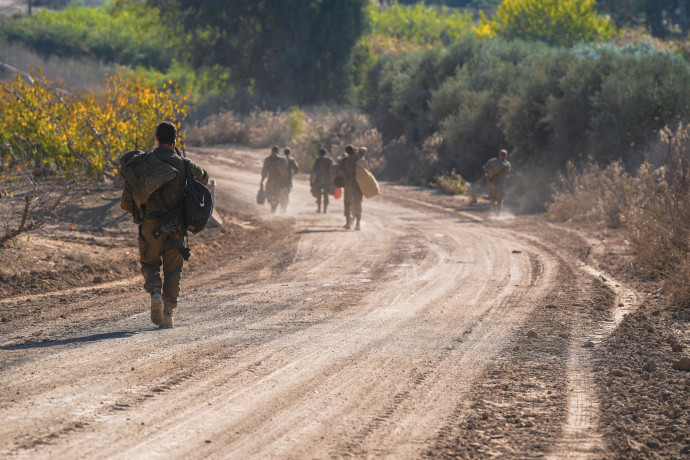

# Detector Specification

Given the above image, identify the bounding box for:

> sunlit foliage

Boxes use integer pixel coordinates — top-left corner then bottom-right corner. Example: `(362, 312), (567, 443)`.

(0, 0), (174, 70)
(476, 0), (615, 46)
(366, 1), (474, 55)
(0, 72), (189, 176)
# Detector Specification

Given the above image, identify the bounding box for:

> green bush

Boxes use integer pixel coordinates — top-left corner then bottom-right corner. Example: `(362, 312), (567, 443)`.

(361, 37), (690, 192)
(0, 1), (176, 71)
(367, 1), (474, 50)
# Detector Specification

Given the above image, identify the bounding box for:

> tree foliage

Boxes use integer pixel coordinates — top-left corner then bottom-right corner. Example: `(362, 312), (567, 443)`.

(0, 72), (189, 176)
(362, 37), (690, 186)
(596, 0), (688, 39)
(476, 0), (615, 46)
(0, 1), (174, 71)
(147, 0), (368, 105)
(367, 1), (474, 53)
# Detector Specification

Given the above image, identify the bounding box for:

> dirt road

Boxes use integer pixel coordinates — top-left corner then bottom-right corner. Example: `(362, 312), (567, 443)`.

(0, 146), (628, 458)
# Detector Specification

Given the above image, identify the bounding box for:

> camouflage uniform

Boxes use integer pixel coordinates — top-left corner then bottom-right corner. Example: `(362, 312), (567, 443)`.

(340, 151), (362, 230)
(261, 150), (289, 214)
(121, 146), (208, 314)
(284, 150), (299, 212)
(482, 156), (511, 215)
(310, 154), (334, 213)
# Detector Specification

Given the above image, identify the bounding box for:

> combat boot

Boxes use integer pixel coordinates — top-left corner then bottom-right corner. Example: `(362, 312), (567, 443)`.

(344, 216), (351, 230)
(317, 204), (321, 213)
(150, 288), (163, 326)
(323, 204), (327, 214)
(160, 306), (174, 329)
(354, 219), (361, 231)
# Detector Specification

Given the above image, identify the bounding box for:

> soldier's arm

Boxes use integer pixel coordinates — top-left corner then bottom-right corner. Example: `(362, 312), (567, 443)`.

(188, 160), (209, 185)
(261, 159), (269, 182)
(292, 160), (299, 174)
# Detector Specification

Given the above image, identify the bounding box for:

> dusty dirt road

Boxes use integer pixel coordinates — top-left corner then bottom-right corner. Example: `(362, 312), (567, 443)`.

(0, 146), (644, 458)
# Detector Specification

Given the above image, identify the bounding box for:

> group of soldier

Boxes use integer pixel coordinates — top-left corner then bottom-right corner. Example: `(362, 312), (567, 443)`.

(260, 144), (369, 231)
(259, 146), (300, 214)
(121, 122), (512, 330)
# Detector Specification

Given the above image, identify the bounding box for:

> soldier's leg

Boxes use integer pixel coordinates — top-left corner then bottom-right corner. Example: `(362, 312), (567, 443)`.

(323, 189), (329, 213)
(343, 186), (353, 229)
(280, 188), (289, 212)
(268, 193), (279, 213)
(160, 236), (183, 329)
(316, 190), (322, 212)
(353, 188), (363, 230)
(488, 184), (498, 215)
(139, 221), (165, 325)
(266, 183), (279, 214)
(496, 188), (505, 215)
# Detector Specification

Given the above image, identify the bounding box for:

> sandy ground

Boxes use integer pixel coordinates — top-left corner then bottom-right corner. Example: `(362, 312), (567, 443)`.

(1, 145), (689, 459)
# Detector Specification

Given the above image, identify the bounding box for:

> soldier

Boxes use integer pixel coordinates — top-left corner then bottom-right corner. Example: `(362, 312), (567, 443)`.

(339, 144), (363, 230)
(310, 148), (334, 213)
(283, 147), (299, 212)
(260, 145), (289, 214)
(121, 121), (209, 329)
(482, 149), (511, 216)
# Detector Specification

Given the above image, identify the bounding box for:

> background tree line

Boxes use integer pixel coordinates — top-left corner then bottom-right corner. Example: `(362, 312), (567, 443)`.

(5, 0), (690, 196)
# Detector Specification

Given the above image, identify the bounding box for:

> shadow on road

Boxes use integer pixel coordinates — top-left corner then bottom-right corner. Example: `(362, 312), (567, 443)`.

(1, 331), (140, 350)
(296, 229), (347, 234)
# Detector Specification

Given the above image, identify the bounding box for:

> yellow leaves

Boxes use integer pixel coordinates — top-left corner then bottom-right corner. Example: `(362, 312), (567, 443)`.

(2, 72), (189, 177)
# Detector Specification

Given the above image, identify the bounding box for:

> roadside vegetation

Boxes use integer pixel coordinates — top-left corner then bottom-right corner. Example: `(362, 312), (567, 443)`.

(548, 124), (690, 305)
(0, 70), (188, 243)
(3, 0), (690, 306)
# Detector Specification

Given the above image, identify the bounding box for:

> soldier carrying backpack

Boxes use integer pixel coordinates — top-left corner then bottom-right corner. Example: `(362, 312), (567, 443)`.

(120, 122), (210, 329)
(482, 149), (511, 217)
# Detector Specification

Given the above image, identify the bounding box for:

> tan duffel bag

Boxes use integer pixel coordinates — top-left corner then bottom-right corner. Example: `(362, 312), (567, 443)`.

(355, 159), (380, 198)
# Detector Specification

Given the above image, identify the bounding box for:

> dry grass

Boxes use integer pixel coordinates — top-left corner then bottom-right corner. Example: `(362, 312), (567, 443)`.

(624, 125), (690, 304)
(546, 161), (631, 228)
(185, 109), (292, 148)
(0, 39), (119, 91)
(547, 124), (690, 306)
(292, 108), (383, 172)
(186, 107), (383, 173)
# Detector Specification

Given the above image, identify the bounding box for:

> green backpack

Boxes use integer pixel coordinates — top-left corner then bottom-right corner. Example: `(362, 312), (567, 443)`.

(119, 150), (178, 208)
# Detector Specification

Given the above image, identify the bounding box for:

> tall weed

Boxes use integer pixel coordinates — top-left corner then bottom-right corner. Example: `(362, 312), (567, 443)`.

(546, 161), (630, 228)
(547, 124), (690, 305)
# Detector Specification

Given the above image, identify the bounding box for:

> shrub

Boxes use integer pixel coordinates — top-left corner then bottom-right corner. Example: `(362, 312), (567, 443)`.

(624, 124), (690, 304)
(185, 112), (248, 147)
(546, 123), (690, 305)
(434, 170), (467, 195)
(546, 160), (630, 227)
(0, 2), (175, 71)
(366, 1), (474, 54)
(476, 0), (615, 46)
(362, 37), (690, 189)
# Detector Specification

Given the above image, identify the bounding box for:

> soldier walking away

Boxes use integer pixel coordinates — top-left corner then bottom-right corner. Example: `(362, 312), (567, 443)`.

(283, 147), (299, 212)
(260, 145), (289, 214)
(310, 148), (334, 213)
(482, 149), (511, 216)
(339, 145), (363, 230)
(121, 122), (209, 329)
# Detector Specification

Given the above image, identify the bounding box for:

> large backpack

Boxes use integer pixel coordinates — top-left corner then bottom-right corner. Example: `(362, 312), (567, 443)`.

(119, 150), (178, 208)
(182, 158), (214, 234)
